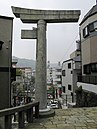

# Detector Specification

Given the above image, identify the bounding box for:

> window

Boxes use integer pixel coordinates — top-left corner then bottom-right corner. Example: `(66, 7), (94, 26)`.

(91, 63), (97, 72)
(89, 23), (94, 32)
(91, 64), (95, 71)
(68, 85), (72, 90)
(50, 74), (52, 78)
(89, 21), (97, 32)
(62, 86), (65, 93)
(56, 75), (61, 78)
(84, 63), (97, 74)
(83, 21), (97, 39)
(56, 69), (61, 72)
(71, 71), (72, 74)
(62, 70), (65, 76)
(94, 21), (97, 30)
(68, 63), (71, 69)
(83, 26), (89, 38)
(77, 54), (80, 56)
(83, 64), (91, 74)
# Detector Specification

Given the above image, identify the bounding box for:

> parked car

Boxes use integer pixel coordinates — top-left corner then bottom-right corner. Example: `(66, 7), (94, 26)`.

(50, 99), (58, 104)
(50, 103), (58, 109)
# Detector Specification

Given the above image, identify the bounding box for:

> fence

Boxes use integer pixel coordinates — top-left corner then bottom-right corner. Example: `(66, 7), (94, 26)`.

(0, 101), (39, 129)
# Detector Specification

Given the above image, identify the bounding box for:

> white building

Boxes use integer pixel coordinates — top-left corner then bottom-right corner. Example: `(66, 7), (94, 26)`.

(62, 50), (81, 103)
(62, 59), (73, 95)
(47, 62), (62, 98)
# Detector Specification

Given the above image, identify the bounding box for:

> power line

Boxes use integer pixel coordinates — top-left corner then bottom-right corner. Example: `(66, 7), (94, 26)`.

(60, 34), (78, 63)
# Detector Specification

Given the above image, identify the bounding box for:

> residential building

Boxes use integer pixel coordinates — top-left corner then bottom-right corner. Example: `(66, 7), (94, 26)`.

(62, 59), (73, 96)
(15, 67), (32, 85)
(78, 3), (97, 93)
(62, 47), (81, 103)
(47, 62), (62, 98)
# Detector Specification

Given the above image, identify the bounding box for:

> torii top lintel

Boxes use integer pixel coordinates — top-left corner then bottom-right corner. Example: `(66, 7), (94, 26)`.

(12, 6), (80, 23)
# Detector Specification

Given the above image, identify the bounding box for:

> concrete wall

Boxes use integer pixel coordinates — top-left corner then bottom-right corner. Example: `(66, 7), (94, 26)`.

(90, 35), (97, 63)
(0, 16), (13, 109)
(77, 82), (97, 94)
(81, 34), (97, 66)
(76, 85), (97, 107)
(70, 51), (80, 59)
(81, 38), (91, 65)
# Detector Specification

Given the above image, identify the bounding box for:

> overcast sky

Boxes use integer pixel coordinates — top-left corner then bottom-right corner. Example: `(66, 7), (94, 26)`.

(0, 0), (96, 63)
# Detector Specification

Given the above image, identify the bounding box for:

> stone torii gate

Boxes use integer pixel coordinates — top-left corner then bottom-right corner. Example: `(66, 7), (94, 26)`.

(12, 6), (80, 110)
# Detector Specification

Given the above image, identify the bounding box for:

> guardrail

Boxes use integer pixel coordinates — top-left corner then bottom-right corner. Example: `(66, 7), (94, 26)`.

(0, 101), (39, 129)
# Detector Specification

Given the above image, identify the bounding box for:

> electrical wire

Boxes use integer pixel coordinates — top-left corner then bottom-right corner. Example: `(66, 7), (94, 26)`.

(60, 34), (78, 63)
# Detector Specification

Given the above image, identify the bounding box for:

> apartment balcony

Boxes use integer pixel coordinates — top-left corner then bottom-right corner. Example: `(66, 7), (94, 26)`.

(78, 75), (97, 85)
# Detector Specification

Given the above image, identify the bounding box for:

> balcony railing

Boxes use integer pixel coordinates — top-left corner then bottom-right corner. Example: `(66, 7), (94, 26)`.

(78, 75), (97, 85)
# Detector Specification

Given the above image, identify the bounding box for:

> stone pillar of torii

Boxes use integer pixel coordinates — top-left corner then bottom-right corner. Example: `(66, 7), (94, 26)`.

(12, 6), (80, 110)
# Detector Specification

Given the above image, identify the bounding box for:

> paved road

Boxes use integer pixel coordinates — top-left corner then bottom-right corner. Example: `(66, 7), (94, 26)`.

(23, 107), (97, 129)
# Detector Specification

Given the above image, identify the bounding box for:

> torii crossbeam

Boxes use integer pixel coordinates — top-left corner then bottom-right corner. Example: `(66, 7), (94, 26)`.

(12, 6), (80, 110)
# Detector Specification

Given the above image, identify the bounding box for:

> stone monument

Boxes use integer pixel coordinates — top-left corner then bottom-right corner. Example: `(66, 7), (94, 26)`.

(12, 6), (80, 110)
